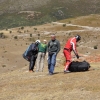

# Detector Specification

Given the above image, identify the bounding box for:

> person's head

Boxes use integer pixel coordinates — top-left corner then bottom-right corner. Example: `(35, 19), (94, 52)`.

(75, 35), (81, 42)
(43, 39), (47, 44)
(35, 40), (41, 44)
(51, 34), (56, 41)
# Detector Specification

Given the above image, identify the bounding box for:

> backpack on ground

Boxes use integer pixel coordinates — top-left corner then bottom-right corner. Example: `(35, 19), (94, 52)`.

(22, 43), (36, 61)
(68, 60), (90, 72)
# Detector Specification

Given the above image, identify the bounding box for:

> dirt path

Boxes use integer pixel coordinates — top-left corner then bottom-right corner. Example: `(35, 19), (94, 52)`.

(52, 22), (100, 32)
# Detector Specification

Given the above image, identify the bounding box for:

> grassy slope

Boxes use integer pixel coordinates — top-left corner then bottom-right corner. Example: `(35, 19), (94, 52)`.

(0, 63), (100, 100)
(0, 0), (100, 29)
(0, 14), (100, 100)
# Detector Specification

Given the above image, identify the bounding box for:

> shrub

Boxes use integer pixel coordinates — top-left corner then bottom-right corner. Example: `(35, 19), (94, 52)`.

(6, 29), (8, 31)
(9, 31), (12, 34)
(2, 65), (6, 67)
(14, 36), (18, 39)
(94, 45), (97, 49)
(21, 26), (24, 30)
(68, 21), (71, 23)
(0, 32), (4, 38)
(30, 34), (32, 37)
(63, 24), (66, 27)
(34, 28), (37, 30)
(0, 33), (8, 38)
(38, 34), (40, 36)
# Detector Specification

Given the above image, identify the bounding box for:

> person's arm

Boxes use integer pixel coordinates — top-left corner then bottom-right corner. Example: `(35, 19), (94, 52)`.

(47, 41), (50, 52)
(56, 40), (60, 55)
(71, 39), (79, 59)
(44, 45), (47, 54)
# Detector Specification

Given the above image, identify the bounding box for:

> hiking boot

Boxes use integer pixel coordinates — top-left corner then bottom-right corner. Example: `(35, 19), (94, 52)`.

(29, 70), (34, 72)
(64, 70), (71, 74)
(48, 72), (53, 75)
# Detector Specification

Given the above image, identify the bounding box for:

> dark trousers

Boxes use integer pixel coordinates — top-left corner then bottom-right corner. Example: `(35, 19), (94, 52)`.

(29, 55), (37, 71)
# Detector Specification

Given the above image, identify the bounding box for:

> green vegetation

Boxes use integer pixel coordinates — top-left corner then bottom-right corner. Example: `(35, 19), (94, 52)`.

(0, 13), (56, 30)
(0, 0), (100, 29)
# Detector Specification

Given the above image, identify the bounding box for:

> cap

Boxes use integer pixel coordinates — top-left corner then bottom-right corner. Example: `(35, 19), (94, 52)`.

(35, 40), (41, 43)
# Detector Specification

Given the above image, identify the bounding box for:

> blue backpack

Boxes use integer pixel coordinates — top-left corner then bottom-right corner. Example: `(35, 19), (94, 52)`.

(22, 43), (37, 61)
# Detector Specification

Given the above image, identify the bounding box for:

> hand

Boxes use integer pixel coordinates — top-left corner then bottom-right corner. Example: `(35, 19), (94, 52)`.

(55, 52), (57, 56)
(47, 57), (48, 61)
(76, 54), (79, 59)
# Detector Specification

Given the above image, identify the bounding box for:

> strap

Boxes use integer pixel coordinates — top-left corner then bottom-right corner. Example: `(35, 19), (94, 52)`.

(64, 48), (69, 50)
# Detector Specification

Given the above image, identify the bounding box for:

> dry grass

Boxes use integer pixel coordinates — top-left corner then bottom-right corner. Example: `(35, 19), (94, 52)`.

(0, 64), (100, 100)
(0, 14), (100, 100)
(60, 14), (100, 27)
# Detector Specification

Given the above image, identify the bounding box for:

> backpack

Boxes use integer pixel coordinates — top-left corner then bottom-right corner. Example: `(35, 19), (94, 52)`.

(68, 61), (90, 72)
(22, 43), (37, 61)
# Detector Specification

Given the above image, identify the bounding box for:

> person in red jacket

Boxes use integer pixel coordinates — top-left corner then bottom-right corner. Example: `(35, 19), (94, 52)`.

(63, 35), (81, 73)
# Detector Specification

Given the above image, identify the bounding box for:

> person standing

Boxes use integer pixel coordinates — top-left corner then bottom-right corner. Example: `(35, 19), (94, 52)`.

(63, 35), (81, 73)
(36, 40), (47, 72)
(29, 40), (40, 72)
(47, 34), (60, 75)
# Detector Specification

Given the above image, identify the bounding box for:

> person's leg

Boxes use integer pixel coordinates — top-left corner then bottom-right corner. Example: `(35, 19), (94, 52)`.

(63, 50), (71, 71)
(36, 52), (41, 71)
(29, 55), (37, 71)
(48, 54), (51, 73)
(40, 53), (45, 72)
(49, 53), (56, 74)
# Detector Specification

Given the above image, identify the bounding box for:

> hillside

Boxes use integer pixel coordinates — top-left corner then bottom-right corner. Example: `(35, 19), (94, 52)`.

(0, 0), (100, 14)
(0, 0), (100, 29)
(0, 14), (100, 100)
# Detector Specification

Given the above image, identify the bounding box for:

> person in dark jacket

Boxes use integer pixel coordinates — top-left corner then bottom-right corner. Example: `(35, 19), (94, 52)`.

(47, 34), (60, 75)
(29, 40), (40, 72)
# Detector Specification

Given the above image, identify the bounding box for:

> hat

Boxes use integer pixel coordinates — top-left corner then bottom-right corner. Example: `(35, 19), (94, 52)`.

(43, 39), (47, 42)
(35, 40), (41, 43)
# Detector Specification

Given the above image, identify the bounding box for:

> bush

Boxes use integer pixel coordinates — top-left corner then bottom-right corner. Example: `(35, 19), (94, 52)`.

(68, 21), (71, 24)
(9, 31), (12, 34)
(34, 28), (37, 30)
(94, 45), (97, 49)
(30, 34), (32, 37)
(63, 24), (66, 27)
(14, 36), (18, 39)
(0, 32), (4, 38)
(21, 26), (24, 30)
(2, 65), (6, 67)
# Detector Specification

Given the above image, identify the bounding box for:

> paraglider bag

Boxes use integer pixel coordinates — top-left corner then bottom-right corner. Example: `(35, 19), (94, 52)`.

(68, 61), (90, 72)
(23, 51), (31, 62)
(22, 43), (35, 62)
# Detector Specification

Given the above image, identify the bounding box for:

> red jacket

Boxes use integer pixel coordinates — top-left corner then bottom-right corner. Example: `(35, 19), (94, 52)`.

(64, 37), (78, 54)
